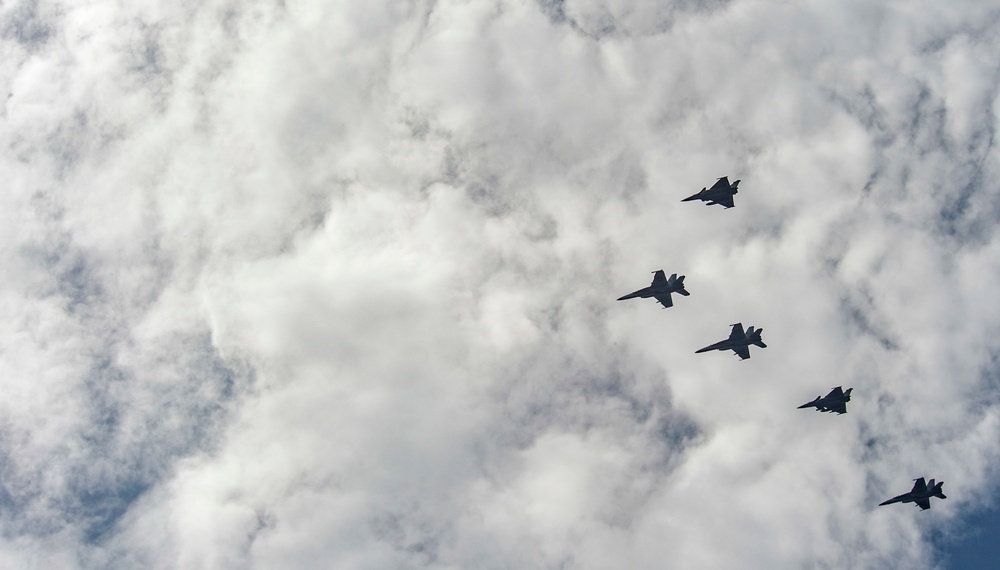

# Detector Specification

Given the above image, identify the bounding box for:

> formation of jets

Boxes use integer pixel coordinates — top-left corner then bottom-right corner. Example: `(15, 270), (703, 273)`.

(614, 176), (946, 512)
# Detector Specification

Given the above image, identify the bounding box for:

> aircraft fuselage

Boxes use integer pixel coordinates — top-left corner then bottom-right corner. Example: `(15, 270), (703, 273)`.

(697, 339), (749, 352)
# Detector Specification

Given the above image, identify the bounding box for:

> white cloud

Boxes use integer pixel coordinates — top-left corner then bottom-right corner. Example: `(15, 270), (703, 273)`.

(2, 0), (1000, 568)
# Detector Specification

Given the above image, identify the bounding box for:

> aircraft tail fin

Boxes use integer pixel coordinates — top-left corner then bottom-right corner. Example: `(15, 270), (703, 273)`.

(844, 388), (853, 399)
(932, 482), (946, 499)
(732, 179), (740, 193)
(676, 275), (690, 296)
(750, 328), (766, 348)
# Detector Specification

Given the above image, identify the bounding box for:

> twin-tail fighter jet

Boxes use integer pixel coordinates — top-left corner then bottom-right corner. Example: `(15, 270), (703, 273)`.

(617, 270), (690, 309)
(695, 322), (766, 360)
(798, 387), (853, 414)
(879, 478), (947, 510)
(682, 176), (741, 209)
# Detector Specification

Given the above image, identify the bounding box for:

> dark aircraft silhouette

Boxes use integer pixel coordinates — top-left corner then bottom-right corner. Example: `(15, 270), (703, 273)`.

(681, 176), (741, 208)
(879, 478), (946, 510)
(798, 387), (853, 414)
(695, 323), (766, 360)
(617, 270), (690, 309)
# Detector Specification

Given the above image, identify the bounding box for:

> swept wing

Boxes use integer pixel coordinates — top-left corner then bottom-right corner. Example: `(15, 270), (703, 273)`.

(733, 345), (751, 360)
(653, 292), (673, 308)
(715, 193), (735, 208)
(826, 401), (847, 414)
(728, 323), (746, 340)
(709, 177), (731, 191)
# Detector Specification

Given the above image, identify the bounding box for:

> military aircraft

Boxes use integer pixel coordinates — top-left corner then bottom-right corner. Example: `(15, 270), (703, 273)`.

(617, 270), (690, 308)
(879, 478), (946, 510)
(681, 176), (741, 208)
(798, 387), (853, 414)
(695, 323), (766, 360)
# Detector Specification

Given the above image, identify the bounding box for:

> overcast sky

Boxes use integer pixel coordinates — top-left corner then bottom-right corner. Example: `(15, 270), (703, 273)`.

(2, 0), (1000, 568)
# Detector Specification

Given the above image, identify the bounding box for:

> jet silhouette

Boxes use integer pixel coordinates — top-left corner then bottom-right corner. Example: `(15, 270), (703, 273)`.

(681, 176), (741, 209)
(695, 323), (766, 360)
(798, 387), (853, 414)
(617, 270), (690, 309)
(879, 478), (946, 510)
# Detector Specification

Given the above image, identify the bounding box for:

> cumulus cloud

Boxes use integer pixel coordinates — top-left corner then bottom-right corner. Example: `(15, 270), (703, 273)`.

(1, 0), (1000, 568)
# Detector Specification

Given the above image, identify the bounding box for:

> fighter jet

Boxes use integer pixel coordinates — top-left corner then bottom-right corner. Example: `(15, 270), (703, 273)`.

(879, 478), (947, 510)
(798, 387), (853, 414)
(681, 176), (741, 209)
(617, 270), (690, 309)
(695, 323), (766, 360)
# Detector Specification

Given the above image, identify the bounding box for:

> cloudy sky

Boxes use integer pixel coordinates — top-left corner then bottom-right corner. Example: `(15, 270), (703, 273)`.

(2, 0), (1000, 568)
